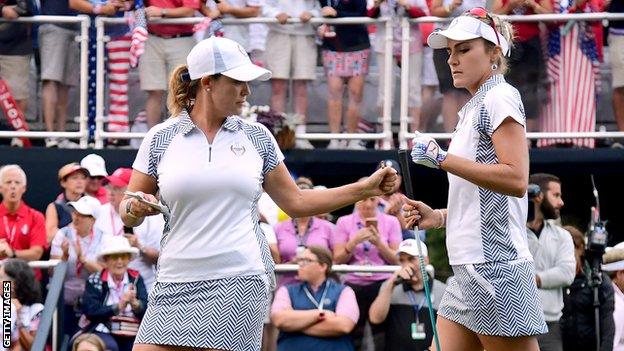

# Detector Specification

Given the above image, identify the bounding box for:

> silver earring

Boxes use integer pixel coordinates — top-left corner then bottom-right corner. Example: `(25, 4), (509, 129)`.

(206, 88), (211, 92)
(491, 63), (498, 71)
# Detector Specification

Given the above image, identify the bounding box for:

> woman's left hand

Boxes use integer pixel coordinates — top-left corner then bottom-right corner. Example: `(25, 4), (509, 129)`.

(411, 132), (448, 169)
(361, 166), (398, 197)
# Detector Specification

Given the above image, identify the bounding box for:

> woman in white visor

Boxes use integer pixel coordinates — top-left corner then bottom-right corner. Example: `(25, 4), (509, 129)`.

(403, 8), (547, 351)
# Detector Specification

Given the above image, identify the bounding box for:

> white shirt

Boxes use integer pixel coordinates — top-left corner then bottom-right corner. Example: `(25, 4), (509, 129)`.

(526, 221), (576, 321)
(261, 0), (320, 36)
(614, 281), (624, 351)
(220, 0), (262, 51)
(133, 111), (284, 284)
(95, 203), (164, 292)
(446, 75), (532, 265)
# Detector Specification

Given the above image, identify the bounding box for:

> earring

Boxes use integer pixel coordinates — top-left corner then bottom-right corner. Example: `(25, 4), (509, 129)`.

(491, 63), (498, 71)
(206, 88), (211, 92)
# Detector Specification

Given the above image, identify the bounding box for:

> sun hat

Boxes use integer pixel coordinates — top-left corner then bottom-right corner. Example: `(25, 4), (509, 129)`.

(98, 235), (139, 260)
(186, 36), (272, 82)
(58, 162), (89, 181)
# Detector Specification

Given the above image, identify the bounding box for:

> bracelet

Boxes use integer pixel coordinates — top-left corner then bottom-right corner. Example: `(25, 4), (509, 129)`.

(434, 209), (445, 229)
(444, 5), (451, 14)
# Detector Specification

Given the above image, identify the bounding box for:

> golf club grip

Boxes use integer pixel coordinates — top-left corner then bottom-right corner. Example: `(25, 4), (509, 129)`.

(398, 149), (414, 199)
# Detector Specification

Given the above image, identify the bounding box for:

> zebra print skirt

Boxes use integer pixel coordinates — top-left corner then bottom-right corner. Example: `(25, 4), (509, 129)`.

(438, 259), (547, 337)
(135, 274), (270, 350)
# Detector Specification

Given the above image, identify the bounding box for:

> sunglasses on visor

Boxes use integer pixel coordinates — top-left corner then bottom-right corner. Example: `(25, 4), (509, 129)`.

(466, 7), (502, 48)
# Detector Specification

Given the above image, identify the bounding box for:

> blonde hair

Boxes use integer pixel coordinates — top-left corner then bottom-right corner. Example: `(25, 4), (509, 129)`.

(72, 333), (106, 351)
(465, 11), (515, 74)
(166, 65), (201, 116)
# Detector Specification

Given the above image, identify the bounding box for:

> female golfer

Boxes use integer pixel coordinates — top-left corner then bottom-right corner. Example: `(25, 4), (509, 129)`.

(403, 8), (547, 351)
(121, 36), (398, 351)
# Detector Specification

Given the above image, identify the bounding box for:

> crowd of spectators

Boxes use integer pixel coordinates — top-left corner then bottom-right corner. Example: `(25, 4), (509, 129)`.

(2, 157), (624, 351)
(0, 0), (623, 149)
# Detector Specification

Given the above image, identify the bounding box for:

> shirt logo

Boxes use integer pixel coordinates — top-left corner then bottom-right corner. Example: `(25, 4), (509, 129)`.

(21, 224), (28, 235)
(230, 142), (246, 156)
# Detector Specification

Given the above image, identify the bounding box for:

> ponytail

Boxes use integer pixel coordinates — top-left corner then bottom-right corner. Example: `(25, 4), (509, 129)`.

(166, 65), (200, 116)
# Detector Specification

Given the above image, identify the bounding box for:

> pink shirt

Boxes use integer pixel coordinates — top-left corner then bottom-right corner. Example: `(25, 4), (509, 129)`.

(334, 212), (401, 285)
(271, 281), (360, 324)
(275, 218), (336, 287)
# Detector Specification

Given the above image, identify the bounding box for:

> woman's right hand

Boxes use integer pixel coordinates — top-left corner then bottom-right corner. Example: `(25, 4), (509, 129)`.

(126, 192), (161, 218)
(402, 199), (438, 230)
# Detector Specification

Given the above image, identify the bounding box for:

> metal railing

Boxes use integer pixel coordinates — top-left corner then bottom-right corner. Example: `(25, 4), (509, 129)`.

(397, 12), (624, 148)
(93, 16), (395, 149)
(0, 16), (91, 148)
(30, 260), (67, 351)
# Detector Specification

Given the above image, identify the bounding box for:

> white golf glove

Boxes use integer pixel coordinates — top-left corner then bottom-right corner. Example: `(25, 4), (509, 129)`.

(411, 133), (447, 169)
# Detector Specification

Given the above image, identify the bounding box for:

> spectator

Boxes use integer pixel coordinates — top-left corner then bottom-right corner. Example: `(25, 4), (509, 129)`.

(428, 0), (482, 133)
(603, 244), (624, 350)
(39, 0), (80, 148)
(369, 240), (446, 351)
(493, 0), (552, 133)
(263, 0), (320, 150)
(538, 0), (604, 148)
(0, 0), (33, 116)
(141, 0), (200, 127)
(368, 0), (428, 132)
(69, 0), (134, 142)
(72, 333), (107, 351)
(216, 0), (262, 52)
(0, 259), (44, 351)
(319, 0), (371, 150)
(419, 0), (440, 133)
(45, 163), (88, 243)
(609, 0), (624, 132)
(50, 196), (105, 339)
(526, 173), (576, 351)
(80, 236), (148, 351)
(333, 191), (401, 350)
(271, 246), (359, 351)
(94, 168), (163, 292)
(0, 165), (46, 262)
(81, 154), (109, 204)
(560, 225), (615, 351)
(274, 177), (336, 286)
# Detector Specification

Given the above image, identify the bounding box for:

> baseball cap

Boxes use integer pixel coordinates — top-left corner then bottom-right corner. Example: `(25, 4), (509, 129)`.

(378, 159), (401, 174)
(187, 37), (271, 82)
(68, 196), (101, 219)
(427, 15), (510, 56)
(104, 168), (132, 187)
(398, 239), (428, 258)
(80, 154), (108, 177)
(58, 162), (89, 181)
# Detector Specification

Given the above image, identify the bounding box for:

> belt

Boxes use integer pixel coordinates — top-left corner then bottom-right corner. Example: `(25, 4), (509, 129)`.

(152, 33), (194, 39)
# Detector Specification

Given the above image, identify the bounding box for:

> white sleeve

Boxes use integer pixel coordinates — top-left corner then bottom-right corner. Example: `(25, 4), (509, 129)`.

(483, 85), (526, 136)
(261, 0), (281, 17)
(49, 229), (66, 257)
(132, 123), (165, 177)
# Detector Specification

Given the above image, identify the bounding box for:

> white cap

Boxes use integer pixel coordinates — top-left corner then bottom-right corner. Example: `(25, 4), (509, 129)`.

(427, 16), (510, 56)
(80, 154), (108, 177)
(68, 196), (101, 219)
(187, 37), (272, 82)
(398, 239), (428, 258)
(98, 236), (139, 260)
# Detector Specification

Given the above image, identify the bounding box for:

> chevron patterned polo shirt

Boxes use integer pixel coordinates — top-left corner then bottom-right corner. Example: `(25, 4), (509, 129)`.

(445, 75), (532, 265)
(133, 111), (284, 283)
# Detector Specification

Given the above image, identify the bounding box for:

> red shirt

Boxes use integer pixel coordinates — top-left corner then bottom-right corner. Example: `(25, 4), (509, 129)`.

(501, 0), (540, 42)
(90, 186), (109, 205)
(0, 202), (47, 251)
(146, 0), (201, 37)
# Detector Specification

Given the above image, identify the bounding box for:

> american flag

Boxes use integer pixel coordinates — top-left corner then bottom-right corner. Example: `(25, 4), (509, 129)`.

(539, 1), (600, 148)
(129, 0), (148, 68)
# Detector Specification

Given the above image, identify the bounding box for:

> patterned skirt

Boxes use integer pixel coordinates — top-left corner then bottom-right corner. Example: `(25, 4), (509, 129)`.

(322, 49), (371, 77)
(438, 259), (547, 337)
(135, 274), (270, 350)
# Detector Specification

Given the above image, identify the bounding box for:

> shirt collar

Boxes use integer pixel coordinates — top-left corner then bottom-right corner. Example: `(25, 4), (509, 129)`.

(461, 74), (506, 113)
(0, 201), (27, 218)
(178, 110), (242, 136)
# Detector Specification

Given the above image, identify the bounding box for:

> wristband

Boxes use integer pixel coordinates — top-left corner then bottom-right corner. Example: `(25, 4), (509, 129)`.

(161, 8), (168, 17)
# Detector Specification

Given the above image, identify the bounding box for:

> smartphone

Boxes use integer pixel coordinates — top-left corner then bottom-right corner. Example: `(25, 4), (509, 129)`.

(365, 218), (378, 229)
(123, 226), (134, 235)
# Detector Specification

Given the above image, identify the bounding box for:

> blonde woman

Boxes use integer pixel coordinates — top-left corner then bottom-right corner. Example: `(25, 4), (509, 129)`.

(404, 8), (547, 351)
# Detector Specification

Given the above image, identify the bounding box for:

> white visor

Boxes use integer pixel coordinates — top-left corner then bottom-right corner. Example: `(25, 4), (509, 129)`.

(427, 16), (510, 56)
